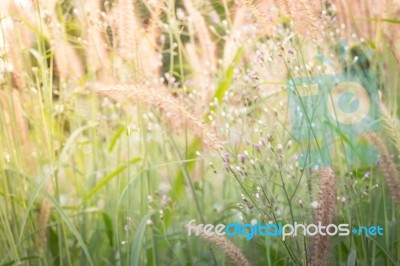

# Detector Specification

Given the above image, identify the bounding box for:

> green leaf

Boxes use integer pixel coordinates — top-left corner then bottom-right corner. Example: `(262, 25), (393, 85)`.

(207, 47), (244, 119)
(366, 18), (400, 24)
(79, 158), (141, 206)
(366, 236), (399, 265)
(108, 126), (125, 152)
(102, 212), (113, 246)
(1, 256), (40, 266)
(170, 48), (243, 201)
(381, 18), (400, 24)
(130, 214), (151, 266)
(60, 123), (98, 163)
(170, 138), (201, 201)
(173, 241), (187, 265)
(346, 250), (356, 266)
(43, 189), (94, 265)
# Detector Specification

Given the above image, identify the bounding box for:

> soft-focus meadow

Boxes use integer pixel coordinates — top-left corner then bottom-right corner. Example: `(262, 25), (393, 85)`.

(1, 0), (400, 265)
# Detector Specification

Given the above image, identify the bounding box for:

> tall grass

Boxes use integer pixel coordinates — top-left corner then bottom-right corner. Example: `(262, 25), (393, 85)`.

(0, 0), (399, 265)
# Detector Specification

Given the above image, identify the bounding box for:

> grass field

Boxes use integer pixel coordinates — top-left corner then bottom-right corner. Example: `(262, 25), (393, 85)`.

(0, 0), (400, 265)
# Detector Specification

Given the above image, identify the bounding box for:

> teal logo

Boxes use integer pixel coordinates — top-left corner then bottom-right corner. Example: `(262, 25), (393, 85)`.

(287, 40), (381, 168)
(338, 92), (360, 113)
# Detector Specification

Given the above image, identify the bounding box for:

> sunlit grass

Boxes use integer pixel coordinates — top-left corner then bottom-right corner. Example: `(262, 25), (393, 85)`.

(0, 0), (399, 265)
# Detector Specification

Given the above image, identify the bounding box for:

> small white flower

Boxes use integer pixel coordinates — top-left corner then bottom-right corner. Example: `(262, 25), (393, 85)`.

(4, 153), (10, 163)
(176, 8), (185, 20)
(287, 140), (292, 149)
(311, 201), (319, 209)
(277, 144), (283, 152)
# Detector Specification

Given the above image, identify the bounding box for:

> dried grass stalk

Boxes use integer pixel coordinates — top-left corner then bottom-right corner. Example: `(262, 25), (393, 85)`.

(183, 0), (216, 69)
(37, 183), (53, 250)
(334, 0), (400, 47)
(364, 132), (400, 203)
(94, 85), (222, 150)
(2, 1), (35, 89)
(185, 43), (203, 76)
(0, 89), (28, 145)
(49, 24), (84, 81)
(222, 7), (247, 68)
(311, 168), (337, 266)
(33, 0), (84, 80)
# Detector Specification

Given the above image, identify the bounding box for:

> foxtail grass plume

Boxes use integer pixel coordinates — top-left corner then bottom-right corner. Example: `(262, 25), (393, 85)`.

(237, 0), (322, 38)
(288, 0), (322, 39)
(146, 0), (163, 40)
(272, 0), (290, 16)
(235, 0), (277, 36)
(311, 168), (337, 266)
(380, 104), (400, 155)
(94, 85), (222, 150)
(188, 226), (251, 266)
(364, 132), (400, 203)
(83, 0), (111, 76)
(114, 0), (139, 61)
(110, 0), (161, 80)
